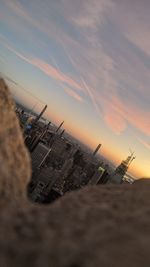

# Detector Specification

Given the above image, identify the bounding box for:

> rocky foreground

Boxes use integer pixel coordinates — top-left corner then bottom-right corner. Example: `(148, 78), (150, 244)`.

(0, 78), (150, 267)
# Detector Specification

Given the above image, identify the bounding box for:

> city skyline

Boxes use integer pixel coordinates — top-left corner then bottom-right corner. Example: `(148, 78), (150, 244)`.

(0, 0), (150, 178)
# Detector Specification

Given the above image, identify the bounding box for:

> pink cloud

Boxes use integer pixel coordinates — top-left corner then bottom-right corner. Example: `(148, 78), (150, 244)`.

(103, 109), (127, 134)
(31, 57), (82, 91)
(102, 95), (150, 136)
(0, 36), (83, 92)
(64, 88), (83, 102)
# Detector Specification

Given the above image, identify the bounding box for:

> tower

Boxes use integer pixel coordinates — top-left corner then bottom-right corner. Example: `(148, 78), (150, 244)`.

(60, 129), (65, 138)
(33, 104), (47, 126)
(110, 152), (135, 184)
(56, 121), (64, 133)
(93, 144), (101, 156)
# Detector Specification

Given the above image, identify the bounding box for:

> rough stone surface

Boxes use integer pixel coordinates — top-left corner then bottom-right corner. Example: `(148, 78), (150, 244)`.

(0, 78), (150, 267)
(0, 79), (31, 201)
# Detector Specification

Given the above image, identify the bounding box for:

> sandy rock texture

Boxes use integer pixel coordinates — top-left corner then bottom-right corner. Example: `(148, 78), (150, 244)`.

(0, 78), (150, 267)
(0, 78), (31, 201)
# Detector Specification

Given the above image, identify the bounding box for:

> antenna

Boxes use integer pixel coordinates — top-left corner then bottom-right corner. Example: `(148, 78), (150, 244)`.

(128, 148), (136, 166)
(129, 148), (134, 157)
(129, 156), (136, 166)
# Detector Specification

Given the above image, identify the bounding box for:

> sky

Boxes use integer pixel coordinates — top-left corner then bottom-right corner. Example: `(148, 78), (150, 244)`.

(0, 0), (150, 178)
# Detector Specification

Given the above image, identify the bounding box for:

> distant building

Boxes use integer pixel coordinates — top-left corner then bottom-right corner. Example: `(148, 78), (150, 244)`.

(31, 142), (50, 171)
(93, 144), (101, 156)
(88, 166), (105, 185)
(62, 158), (74, 178)
(63, 165), (85, 192)
(109, 153), (135, 184)
(98, 170), (110, 184)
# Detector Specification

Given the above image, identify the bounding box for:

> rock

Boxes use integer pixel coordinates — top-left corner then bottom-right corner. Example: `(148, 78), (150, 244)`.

(134, 178), (150, 184)
(0, 78), (31, 201)
(1, 184), (150, 267)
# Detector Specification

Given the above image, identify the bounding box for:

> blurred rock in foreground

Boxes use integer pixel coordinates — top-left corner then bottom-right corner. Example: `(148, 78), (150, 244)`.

(0, 78), (150, 267)
(0, 78), (31, 201)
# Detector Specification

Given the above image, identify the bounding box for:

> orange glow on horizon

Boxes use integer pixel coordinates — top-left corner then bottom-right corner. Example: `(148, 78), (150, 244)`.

(45, 112), (149, 179)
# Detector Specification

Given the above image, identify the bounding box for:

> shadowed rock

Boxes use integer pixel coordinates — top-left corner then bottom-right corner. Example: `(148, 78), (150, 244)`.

(0, 79), (150, 267)
(134, 178), (150, 184)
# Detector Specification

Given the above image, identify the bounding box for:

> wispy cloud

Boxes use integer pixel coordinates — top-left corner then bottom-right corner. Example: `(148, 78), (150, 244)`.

(64, 88), (84, 102)
(0, 35), (83, 92)
(1, 0), (150, 140)
(101, 95), (150, 135)
(136, 136), (150, 150)
(113, 0), (150, 57)
(81, 78), (102, 117)
(67, 0), (113, 29)
(31, 57), (83, 91)
(102, 101), (127, 134)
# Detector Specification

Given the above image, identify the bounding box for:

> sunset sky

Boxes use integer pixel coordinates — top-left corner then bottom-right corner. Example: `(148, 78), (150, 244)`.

(0, 0), (150, 178)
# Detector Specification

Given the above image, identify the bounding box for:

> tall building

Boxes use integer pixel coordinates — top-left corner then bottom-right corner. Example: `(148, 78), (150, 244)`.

(55, 121), (64, 133)
(61, 158), (74, 179)
(51, 136), (67, 155)
(88, 166), (105, 185)
(93, 144), (101, 156)
(31, 142), (50, 171)
(60, 129), (65, 138)
(33, 105), (47, 126)
(109, 152), (135, 184)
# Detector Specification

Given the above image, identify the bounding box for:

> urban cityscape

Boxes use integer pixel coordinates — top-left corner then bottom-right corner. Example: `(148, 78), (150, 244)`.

(16, 103), (135, 204)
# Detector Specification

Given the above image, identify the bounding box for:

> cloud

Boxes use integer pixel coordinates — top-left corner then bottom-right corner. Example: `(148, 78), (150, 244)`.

(64, 88), (84, 102)
(136, 136), (150, 150)
(0, 0), (41, 30)
(113, 0), (150, 57)
(102, 105), (127, 134)
(66, 0), (113, 28)
(31, 57), (83, 91)
(0, 35), (83, 92)
(64, 24), (150, 136)
(101, 94), (150, 135)
(1, 0), (150, 139)
(81, 78), (101, 116)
